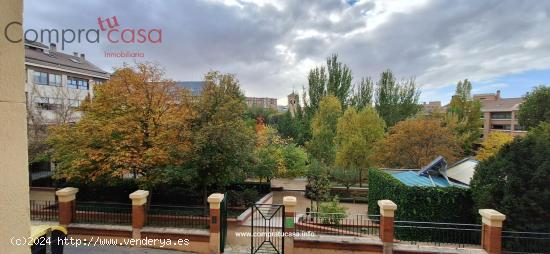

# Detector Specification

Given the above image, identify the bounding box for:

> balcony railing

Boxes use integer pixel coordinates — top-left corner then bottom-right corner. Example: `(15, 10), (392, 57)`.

(30, 200), (58, 221)
(394, 220), (482, 247)
(297, 213), (379, 237)
(146, 204), (209, 229)
(74, 202), (132, 225)
(502, 230), (550, 253)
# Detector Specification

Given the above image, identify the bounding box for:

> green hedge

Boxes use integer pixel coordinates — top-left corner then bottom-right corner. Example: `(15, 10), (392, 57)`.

(368, 169), (475, 223)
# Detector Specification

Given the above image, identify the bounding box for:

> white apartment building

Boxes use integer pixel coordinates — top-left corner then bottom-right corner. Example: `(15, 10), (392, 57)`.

(25, 41), (109, 124)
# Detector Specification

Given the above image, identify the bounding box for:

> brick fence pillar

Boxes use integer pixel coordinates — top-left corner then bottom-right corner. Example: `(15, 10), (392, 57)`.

(480, 209), (506, 254)
(129, 190), (149, 239)
(283, 196), (297, 254)
(208, 193), (224, 254)
(55, 187), (79, 227)
(378, 200), (397, 254)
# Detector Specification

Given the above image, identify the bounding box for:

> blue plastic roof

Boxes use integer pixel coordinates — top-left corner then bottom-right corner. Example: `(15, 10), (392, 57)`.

(392, 171), (450, 187)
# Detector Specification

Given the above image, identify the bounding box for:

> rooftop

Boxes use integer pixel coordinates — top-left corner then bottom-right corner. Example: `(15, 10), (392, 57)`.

(392, 171), (450, 187)
(24, 40), (109, 79)
(480, 97), (523, 112)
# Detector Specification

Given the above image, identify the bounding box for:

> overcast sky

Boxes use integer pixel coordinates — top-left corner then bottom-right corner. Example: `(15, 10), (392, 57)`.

(23, 0), (550, 105)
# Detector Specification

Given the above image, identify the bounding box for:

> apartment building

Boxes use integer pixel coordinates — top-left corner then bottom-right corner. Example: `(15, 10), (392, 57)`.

(422, 101), (442, 115)
(25, 41), (109, 180)
(176, 81), (278, 110)
(25, 41), (109, 124)
(475, 90), (526, 138)
(245, 97), (278, 110)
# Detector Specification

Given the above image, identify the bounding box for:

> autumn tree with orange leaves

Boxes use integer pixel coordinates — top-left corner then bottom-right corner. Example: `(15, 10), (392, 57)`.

(49, 63), (195, 183)
(374, 119), (461, 168)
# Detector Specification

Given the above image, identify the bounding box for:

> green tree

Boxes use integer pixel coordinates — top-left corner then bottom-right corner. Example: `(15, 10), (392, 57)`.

(254, 145), (285, 183)
(273, 108), (310, 146)
(305, 159), (332, 211)
(374, 70), (421, 127)
(470, 123), (550, 231)
(189, 71), (255, 206)
(350, 77), (374, 110)
(304, 54), (352, 115)
(281, 143), (309, 178)
(307, 95), (343, 165)
(518, 85), (550, 130)
(446, 79), (482, 155)
(331, 167), (358, 192)
(335, 107), (386, 186)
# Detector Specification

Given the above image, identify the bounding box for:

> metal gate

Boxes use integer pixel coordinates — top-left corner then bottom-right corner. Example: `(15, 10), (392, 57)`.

(220, 194), (227, 253)
(251, 204), (284, 254)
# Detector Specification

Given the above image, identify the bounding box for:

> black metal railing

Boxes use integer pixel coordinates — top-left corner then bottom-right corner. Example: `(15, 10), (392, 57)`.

(146, 205), (208, 229)
(394, 220), (481, 247)
(298, 212), (379, 236)
(30, 200), (58, 221)
(74, 202), (132, 225)
(220, 194), (227, 253)
(502, 230), (550, 253)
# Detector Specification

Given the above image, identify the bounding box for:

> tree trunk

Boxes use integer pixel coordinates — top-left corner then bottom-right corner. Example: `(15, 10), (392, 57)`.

(202, 184), (208, 215)
(358, 168), (362, 187)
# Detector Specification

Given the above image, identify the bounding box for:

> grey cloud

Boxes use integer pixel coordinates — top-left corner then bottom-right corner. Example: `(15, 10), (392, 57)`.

(23, 0), (550, 103)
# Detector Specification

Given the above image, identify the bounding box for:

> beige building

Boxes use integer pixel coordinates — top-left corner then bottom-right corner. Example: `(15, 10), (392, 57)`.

(25, 41), (109, 124)
(422, 101), (442, 115)
(475, 90), (526, 139)
(245, 96), (277, 110)
(176, 81), (278, 110)
(1, 0), (31, 253)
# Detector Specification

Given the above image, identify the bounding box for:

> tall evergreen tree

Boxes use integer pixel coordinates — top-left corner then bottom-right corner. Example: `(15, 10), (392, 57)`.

(304, 54), (352, 116)
(374, 70), (421, 127)
(350, 77), (374, 110)
(446, 79), (482, 155)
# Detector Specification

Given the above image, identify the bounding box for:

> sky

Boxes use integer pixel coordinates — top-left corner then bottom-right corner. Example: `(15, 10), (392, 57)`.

(22, 0), (550, 105)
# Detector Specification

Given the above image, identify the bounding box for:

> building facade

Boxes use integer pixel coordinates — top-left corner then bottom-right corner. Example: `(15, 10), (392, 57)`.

(474, 90), (526, 138)
(245, 97), (278, 110)
(176, 81), (278, 110)
(25, 41), (109, 124)
(25, 41), (109, 180)
(421, 101), (442, 115)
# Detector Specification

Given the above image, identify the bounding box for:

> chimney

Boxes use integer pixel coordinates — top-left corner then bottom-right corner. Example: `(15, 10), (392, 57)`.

(50, 43), (57, 52)
(80, 53), (85, 61)
(73, 52), (78, 57)
(496, 90), (501, 100)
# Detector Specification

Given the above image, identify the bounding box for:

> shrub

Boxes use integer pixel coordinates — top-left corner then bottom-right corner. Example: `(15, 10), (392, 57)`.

(318, 196), (347, 225)
(368, 168), (474, 223)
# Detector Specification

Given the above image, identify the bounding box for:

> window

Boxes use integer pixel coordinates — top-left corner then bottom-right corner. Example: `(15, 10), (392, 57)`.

(35, 97), (60, 111)
(48, 74), (62, 86)
(491, 112), (512, 119)
(67, 78), (78, 89)
(68, 99), (80, 109)
(514, 125), (526, 131)
(492, 124), (511, 130)
(33, 71), (48, 85)
(68, 77), (89, 90)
